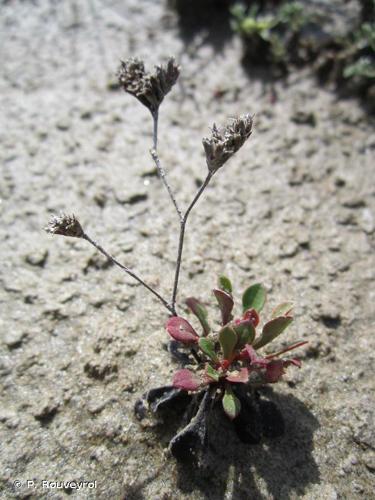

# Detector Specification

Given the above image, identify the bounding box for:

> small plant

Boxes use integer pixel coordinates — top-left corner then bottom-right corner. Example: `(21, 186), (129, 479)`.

(46, 57), (307, 459)
(167, 279), (306, 420)
(230, 1), (312, 69)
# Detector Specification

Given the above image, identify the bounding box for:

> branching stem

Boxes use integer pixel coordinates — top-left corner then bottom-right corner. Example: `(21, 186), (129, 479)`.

(150, 149), (183, 220)
(171, 172), (213, 311)
(150, 110), (213, 315)
(82, 232), (174, 315)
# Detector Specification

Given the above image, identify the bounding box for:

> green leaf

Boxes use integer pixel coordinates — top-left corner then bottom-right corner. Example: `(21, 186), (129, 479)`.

(233, 320), (256, 349)
(219, 326), (238, 361)
(222, 386), (241, 420)
(206, 364), (221, 382)
(271, 302), (294, 319)
(186, 297), (210, 336)
(198, 338), (219, 363)
(218, 275), (233, 294)
(253, 316), (293, 349)
(242, 283), (266, 313)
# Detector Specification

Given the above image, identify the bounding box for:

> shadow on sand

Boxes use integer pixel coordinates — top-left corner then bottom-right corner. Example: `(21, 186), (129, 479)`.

(126, 386), (320, 499)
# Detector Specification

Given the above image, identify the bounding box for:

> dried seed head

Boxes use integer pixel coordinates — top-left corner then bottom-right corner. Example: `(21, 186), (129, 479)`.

(202, 114), (253, 173)
(117, 57), (180, 114)
(45, 214), (84, 238)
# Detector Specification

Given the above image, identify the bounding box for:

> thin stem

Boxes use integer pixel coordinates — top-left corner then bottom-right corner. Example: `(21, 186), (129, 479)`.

(152, 109), (158, 150)
(82, 232), (174, 315)
(150, 110), (182, 220)
(150, 149), (183, 220)
(171, 172), (213, 311)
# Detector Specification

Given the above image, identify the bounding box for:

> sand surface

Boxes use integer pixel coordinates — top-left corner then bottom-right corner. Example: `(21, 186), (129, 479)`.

(1, 1), (374, 498)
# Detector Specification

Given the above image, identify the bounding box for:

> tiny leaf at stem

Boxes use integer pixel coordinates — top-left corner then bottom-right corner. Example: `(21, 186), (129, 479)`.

(242, 283), (267, 313)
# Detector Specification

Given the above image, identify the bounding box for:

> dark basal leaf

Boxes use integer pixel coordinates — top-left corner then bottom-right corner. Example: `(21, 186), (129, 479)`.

(253, 316), (293, 349)
(242, 283), (267, 313)
(213, 288), (234, 325)
(169, 388), (215, 461)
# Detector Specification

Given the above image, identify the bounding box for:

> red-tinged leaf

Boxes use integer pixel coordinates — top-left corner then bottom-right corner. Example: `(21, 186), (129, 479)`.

(222, 386), (241, 420)
(166, 316), (199, 345)
(198, 338), (219, 363)
(233, 320), (256, 349)
(186, 297), (210, 336)
(213, 288), (234, 325)
(226, 368), (249, 384)
(265, 360), (285, 383)
(205, 364), (221, 383)
(271, 302), (294, 319)
(242, 344), (268, 368)
(173, 369), (203, 391)
(218, 325), (237, 361)
(252, 316), (293, 350)
(242, 283), (266, 313)
(218, 275), (233, 294)
(243, 308), (260, 327)
(266, 341), (308, 359)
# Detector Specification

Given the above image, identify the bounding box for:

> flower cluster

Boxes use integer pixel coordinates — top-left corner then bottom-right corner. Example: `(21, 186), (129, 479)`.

(117, 57), (180, 114)
(202, 114), (253, 173)
(45, 214), (84, 238)
(166, 277), (307, 420)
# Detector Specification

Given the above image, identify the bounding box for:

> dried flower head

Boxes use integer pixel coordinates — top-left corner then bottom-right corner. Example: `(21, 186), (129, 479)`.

(202, 114), (253, 173)
(118, 57), (180, 114)
(45, 214), (84, 238)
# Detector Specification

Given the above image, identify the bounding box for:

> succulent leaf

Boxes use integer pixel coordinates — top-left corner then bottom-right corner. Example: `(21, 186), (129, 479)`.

(222, 385), (241, 420)
(271, 302), (294, 318)
(213, 288), (234, 325)
(205, 364), (221, 382)
(166, 317), (199, 345)
(226, 368), (249, 383)
(243, 308), (260, 327)
(173, 369), (203, 391)
(253, 316), (293, 350)
(242, 283), (267, 313)
(186, 297), (210, 336)
(233, 320), (256, 349)
(219, 325), (238, 361)
(198, 338), (219, 363)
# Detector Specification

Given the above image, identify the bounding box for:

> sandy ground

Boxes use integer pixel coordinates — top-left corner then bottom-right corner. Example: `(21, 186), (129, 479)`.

(1, 1), (374, 499)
